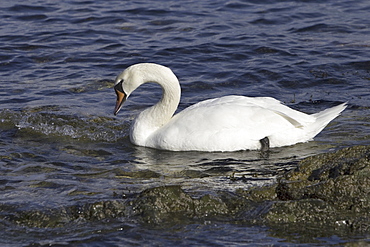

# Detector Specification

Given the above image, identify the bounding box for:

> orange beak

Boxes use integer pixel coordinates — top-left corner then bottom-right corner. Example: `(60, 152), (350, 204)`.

(114, 89), (126, 116)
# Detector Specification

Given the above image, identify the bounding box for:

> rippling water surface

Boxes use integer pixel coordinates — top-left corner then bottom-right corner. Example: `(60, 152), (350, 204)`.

(1, 0), (370, 246)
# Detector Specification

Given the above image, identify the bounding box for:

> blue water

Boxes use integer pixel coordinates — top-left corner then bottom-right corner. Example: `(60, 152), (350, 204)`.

(1, 0), (369, 246)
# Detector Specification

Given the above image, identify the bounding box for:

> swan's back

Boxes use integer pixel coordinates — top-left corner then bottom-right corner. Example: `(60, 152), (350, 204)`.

(144, 96), (345, 151)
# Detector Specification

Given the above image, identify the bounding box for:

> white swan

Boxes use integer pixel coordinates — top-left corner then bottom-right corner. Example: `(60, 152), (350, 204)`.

(113, 63), (346, 152)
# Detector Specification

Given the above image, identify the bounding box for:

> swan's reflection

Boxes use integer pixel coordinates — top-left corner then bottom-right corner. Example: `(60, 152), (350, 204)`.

(127, 141), (329, 192)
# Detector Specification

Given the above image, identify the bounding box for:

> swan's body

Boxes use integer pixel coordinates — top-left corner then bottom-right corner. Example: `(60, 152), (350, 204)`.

(113, 63), (346, 152)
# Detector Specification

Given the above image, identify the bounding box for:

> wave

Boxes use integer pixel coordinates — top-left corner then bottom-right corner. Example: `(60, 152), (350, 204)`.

(0, 107), (128, 142)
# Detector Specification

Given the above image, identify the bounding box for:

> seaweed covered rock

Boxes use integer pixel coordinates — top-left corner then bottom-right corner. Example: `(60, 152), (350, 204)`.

(131, 185), (248, 225)
(4, 200), (128, 228)
(238, 145), (370, 233)
(278, 146), (370, 209)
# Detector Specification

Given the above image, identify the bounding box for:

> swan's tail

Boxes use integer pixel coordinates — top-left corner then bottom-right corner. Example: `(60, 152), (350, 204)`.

(309, 102), (347, 138)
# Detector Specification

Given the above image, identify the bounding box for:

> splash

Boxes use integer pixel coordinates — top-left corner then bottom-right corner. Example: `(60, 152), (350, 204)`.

(1, 108), (127, 142)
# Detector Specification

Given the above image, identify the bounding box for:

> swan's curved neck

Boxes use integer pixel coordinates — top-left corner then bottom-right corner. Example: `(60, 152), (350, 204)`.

(130, 72), (181, 146)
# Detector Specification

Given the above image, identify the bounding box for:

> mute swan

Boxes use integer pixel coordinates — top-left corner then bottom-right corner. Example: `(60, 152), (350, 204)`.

(113, 63), (346, 152)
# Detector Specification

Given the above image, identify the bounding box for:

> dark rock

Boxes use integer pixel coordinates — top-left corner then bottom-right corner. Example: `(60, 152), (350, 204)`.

(131, 185), (248, 226)
(277, 146), (370, 212)
(238, 145), (370, 234)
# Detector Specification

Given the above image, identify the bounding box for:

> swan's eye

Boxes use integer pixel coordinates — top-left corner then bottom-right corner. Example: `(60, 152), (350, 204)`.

(114, 79), (124, 93)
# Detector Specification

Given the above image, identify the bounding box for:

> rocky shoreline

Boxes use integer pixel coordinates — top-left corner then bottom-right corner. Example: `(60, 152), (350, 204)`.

(4, 145), (369, 243)
(237, 145), (370, 241)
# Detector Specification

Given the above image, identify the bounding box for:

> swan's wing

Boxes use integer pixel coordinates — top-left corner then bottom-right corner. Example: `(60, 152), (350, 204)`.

(225, 96), (314, 125)
(148, 96), (315, 151)
(180, 95), (314, 127)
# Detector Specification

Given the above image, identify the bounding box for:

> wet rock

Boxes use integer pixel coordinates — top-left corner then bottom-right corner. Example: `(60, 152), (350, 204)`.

(278, 146), (370, 210)
(5, 200), (128, 228)
(238, 145), (370, 234)
(73, 200), (127, 221)
(131, 185), (196, 225)
(131, 185), (248, 225)
(114, 169), (162, 179)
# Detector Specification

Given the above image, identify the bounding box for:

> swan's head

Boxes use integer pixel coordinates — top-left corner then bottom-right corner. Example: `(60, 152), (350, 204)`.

(113, 77), (127, 116)
(113, 63), (177, 116)
(113, 65), (139, 116)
